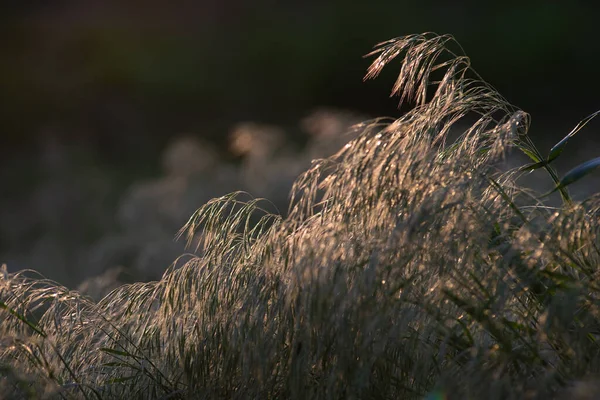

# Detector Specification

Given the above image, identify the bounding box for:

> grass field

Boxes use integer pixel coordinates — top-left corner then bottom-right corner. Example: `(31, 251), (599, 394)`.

(1, 33), (600, 399)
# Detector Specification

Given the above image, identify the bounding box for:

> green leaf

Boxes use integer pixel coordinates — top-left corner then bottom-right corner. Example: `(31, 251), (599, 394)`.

(100, 347), (135, 358)
(437, 141), (460, 162)
(548, 110), (600, 163)
(543, 157), (600, 197)
(102, 362), (137, 368)
(516, 144), (542, 163)
(517, 161), (547, 173)
(486, 175), (528, 224)
(0, 300), (46, 337)
(105, 375), (137, 384)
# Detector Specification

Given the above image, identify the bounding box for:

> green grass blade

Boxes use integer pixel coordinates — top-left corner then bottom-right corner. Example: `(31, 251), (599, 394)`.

(0, 299), (46, 338)
(517, 161), (547, 173)
(100, 347), (136, 358)
(515, 142), (542, 163)
(486, 175), (528, 224)
(548, 110), (600, 163)
(542, 156), (600, 197)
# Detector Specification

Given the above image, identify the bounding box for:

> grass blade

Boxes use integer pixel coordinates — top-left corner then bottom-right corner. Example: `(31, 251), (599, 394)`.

(548, 110), (600, 163)
(542, 156), (600, 197)
(518, 161), (547, 173)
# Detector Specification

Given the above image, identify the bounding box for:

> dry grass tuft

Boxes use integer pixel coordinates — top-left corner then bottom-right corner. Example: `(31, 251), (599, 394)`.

(1, 33), (600, 399)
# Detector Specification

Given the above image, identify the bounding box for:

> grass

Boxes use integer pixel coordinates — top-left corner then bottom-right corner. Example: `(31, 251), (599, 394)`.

(1, 32), (600, 399)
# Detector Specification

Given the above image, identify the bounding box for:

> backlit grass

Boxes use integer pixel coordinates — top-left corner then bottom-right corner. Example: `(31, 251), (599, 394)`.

(1, 33), (600, 399)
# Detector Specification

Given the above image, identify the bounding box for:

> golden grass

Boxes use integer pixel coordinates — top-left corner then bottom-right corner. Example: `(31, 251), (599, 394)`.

(1, 33), (600, 399)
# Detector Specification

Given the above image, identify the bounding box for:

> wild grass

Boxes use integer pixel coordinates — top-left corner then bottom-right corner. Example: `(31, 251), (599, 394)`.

(2, 33), (600, 399)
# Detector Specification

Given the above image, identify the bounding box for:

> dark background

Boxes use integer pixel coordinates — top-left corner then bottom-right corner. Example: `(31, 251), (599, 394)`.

(1, 1), (599, 290)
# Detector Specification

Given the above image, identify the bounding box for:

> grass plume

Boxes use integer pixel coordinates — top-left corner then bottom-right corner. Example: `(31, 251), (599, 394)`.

(1, 33), (600, 399)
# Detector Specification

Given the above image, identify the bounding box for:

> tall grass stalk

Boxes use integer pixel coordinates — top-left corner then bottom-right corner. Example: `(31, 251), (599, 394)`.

(1, 33), (600, 399)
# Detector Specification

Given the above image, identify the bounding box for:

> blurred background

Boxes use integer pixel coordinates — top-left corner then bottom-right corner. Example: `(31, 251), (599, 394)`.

(1, 1), (599, 296)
